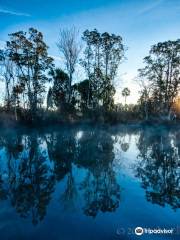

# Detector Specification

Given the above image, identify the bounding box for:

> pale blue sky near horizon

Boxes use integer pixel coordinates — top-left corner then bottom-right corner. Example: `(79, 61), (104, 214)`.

(0, 0), (180, 103)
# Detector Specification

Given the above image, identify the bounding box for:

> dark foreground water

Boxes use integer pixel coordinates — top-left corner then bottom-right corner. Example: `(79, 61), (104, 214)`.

(0, 125), (179, 240)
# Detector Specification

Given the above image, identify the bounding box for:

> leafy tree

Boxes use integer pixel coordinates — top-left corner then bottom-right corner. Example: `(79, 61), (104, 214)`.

(81, 29), (124, 111)
(48, 68), (69, 112)
(73, 79), (92, 112)
(138, 39), (180, 119)
(6, 28), (53, 120)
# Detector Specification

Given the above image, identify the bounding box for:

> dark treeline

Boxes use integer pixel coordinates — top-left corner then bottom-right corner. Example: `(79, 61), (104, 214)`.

(0, 27), (180, 125)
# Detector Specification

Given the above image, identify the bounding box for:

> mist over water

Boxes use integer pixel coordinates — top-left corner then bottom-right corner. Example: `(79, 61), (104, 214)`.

(0, 125), (179, 240)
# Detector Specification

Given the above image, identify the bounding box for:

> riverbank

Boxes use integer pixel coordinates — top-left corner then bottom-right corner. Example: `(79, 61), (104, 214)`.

(0, 111), (179, 131)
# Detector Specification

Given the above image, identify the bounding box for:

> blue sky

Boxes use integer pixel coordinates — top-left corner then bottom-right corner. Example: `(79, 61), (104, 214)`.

(0, 0), (180, 103)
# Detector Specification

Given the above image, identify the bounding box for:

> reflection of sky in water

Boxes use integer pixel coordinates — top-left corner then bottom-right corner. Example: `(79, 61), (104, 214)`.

(0, 126), (179, 240)
(113, 134), (140, 178)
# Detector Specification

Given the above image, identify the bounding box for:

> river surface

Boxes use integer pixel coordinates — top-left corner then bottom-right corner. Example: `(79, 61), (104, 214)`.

(0, 125), (179, 240)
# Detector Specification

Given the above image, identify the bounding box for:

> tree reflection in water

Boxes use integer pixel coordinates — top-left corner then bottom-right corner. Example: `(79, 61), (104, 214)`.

(0, 126), (179, 226)
(136, 127), (180, 210)
(76, 130), (120, 217)
(0, 127), (121, 223)
(0, 130), (55, 225)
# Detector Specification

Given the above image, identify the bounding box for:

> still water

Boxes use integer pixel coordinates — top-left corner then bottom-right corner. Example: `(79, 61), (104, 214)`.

(0, 125), (179, 240)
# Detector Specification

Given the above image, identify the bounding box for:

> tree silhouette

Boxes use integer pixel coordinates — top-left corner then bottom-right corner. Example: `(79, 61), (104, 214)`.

(122, 87), (130, 105)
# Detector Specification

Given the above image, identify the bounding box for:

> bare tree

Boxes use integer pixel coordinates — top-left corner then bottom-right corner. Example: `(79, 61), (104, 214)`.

(57, 27), (81, 103)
